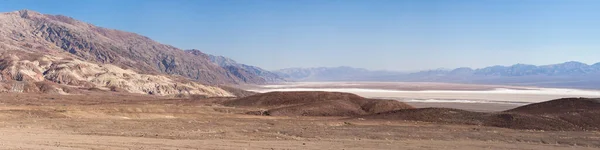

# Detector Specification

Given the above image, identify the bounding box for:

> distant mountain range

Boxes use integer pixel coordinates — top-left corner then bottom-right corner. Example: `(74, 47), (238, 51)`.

(274, 61), (600, 89)
(274, 66), (402, 81)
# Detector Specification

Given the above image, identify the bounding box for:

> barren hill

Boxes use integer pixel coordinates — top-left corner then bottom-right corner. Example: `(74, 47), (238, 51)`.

(504, 98), (600, 131)
(506, 97), (600, 114)
(224, 91), (414, 116)
(364, 98), (600, 131)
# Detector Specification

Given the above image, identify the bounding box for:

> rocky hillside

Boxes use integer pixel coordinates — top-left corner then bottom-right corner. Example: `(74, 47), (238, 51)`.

(185, 49), (283, 83)
(0, 50), (234, 97)
(0, 10), (268, 85)
(0, 10), (280, 96)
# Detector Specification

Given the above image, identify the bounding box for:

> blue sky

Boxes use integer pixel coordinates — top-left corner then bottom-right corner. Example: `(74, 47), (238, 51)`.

(1, 0), (599, 71)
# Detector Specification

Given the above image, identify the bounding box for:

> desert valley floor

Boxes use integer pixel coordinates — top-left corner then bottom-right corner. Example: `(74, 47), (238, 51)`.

(0, 82), (599, 149)
(244, 82), (600, 111)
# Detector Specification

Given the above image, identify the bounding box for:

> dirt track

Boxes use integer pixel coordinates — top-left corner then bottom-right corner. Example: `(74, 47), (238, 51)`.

(0, 93), (599, 149)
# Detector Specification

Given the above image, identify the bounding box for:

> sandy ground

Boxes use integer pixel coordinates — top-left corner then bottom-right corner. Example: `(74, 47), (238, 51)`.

(1, 129), (595, 150)
(0, 93), (599, 149)
(245, 82), (600, 103)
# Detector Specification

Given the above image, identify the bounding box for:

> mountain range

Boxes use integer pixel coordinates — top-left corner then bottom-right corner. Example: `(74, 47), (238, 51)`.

(274, 66), (403, 81)
(1, 9), (599, 95)
(274, 61), (600, 89)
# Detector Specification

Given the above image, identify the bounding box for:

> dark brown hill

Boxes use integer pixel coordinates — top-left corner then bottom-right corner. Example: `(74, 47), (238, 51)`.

(504, 98), (600, 131)
(364, 108), (487, 125)
(363, 98), (600, 131)
(224, 91), (365, 108)
(506, 97), (600, 114)
(224, 91), (414, 116)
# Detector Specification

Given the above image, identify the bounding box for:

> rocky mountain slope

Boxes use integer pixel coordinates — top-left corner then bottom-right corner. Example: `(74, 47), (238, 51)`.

(0, 47), (233, 97)
(0, 10), (274, 96)
(185, 49), (283, 83)
(0, 10), (268, 85)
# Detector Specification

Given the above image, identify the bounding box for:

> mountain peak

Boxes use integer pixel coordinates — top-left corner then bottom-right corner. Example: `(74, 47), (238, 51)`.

(184, 49), (207, 56)
(334, 66), (365, 70)
(451, 67), (473, 71)
(17, 9), (39, 14)
(559, 61), (587, 66)
(511, 63), (535, 67)
(15, 9), (42, 18)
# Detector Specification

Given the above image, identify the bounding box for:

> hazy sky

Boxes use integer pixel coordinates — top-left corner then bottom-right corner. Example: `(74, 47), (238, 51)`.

(1, 0), (599, 71)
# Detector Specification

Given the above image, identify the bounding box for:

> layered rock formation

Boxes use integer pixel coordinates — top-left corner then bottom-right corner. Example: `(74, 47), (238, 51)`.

(0, 50), (233, 96)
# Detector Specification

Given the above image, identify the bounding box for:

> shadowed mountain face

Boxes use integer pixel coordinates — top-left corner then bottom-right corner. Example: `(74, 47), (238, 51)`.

(185, 49), (283, 83)
(0, 10), (271, 85)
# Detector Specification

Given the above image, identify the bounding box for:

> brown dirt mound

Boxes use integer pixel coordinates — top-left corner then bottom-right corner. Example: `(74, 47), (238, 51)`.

(363, 108), (487, 125)
(224, 91), (365, 108)
(266, 100), (366, 116)
(224, 91), (414, 117)
(505, 97), (600, 131)
(361, 99), (416, 114)
(506, 97), (600, 114)
(363, 98), (600, 131)
(483, 113), (583, 131)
